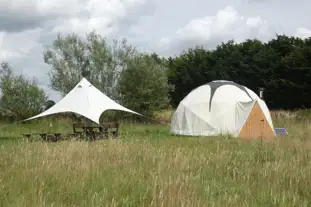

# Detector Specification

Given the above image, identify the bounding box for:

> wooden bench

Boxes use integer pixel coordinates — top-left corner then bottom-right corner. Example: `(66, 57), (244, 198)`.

(39, 133), (62, 142)
(72, 122), (120, 140)
(101, 122), (120, 138)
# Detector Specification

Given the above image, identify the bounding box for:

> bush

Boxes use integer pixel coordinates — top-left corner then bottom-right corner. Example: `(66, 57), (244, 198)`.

(118, 54), (173, 117)
(0, 61), (48, 121)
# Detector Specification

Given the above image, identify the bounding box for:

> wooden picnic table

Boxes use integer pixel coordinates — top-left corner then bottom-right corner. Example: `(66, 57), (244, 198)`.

(72, 122), (120, 140)
(21, 122), (120, 142)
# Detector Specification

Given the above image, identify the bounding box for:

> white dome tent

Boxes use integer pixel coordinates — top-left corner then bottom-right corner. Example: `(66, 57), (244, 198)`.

(170, 80), (276, 139)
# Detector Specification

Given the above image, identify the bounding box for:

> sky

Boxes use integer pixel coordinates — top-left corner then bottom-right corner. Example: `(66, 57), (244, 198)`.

(1, 0), (311, 101)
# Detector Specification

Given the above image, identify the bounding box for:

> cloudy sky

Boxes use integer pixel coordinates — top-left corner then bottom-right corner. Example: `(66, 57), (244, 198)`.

(1, 0), (311, 101)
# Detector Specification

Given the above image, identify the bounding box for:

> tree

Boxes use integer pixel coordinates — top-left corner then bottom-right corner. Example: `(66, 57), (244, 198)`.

(0, 61), (48, 120)
(167, 47), (215, 107)
(44, 31), (138, 100)
(118, 54), (173, 117)
(44, 100), (56, 110)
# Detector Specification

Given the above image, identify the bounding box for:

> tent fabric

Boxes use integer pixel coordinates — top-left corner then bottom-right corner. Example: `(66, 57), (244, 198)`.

(170, 80), (275, 137)
(23, 78), (141, 124)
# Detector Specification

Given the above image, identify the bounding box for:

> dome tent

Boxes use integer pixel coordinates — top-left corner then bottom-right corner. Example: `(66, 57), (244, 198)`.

(170, 80), (276, 139)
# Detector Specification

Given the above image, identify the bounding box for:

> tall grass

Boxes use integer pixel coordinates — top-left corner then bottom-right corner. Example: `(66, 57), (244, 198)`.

(0, 109), (311, 206)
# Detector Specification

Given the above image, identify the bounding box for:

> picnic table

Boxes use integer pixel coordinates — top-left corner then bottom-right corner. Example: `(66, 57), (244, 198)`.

(72, 122), (120, 140)
(22, 122), (120, 142)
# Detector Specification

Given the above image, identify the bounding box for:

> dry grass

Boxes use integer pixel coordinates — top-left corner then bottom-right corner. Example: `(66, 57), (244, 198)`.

(153, 109), (174, 123)
(0, 109), (311, 206)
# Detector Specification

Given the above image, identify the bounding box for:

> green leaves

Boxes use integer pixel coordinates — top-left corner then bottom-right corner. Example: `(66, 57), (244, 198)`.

(44, 31), (138, 100)
(118, 54), (173, 117)
(0, 62), (48, 121)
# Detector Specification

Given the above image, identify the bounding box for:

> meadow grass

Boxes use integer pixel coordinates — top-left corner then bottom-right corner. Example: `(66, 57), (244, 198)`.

(0, 110), (311, 206)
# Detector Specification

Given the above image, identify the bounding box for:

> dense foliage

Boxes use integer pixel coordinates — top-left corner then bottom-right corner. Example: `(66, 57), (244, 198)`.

(0, 62), (48, 121)
(118, 53), (172, 116)
(168, 35), (311, 110)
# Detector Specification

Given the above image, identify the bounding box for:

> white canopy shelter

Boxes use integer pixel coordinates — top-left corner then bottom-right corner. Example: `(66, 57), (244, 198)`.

(24, 78), (141, 124)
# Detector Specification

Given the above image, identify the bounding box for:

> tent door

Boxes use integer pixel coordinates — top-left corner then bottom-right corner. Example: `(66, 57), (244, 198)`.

(239, 102), (275, 139)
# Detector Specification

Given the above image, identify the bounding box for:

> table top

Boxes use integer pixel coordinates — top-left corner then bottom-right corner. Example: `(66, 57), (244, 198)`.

(73, 122), (119, 128)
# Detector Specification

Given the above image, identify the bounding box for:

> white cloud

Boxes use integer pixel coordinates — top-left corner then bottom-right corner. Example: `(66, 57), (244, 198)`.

(0, 28), (42, 61)
(0, 0), (85, 19)
(156, 5), (311, 56)
(157, 6), (276, 55)
(51, 0), (150, 37)
(51, 17), (117, 37)
(295, 27), (311, 39)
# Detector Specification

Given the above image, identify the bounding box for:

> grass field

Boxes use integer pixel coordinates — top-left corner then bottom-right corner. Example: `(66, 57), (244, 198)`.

(1, 109), (311, 206)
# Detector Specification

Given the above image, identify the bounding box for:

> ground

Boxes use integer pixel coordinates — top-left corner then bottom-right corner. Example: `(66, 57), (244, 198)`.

(0, 110), (311, 206)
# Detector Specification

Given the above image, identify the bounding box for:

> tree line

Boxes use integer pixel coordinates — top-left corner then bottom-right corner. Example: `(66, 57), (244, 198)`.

(1, 32), (311, 121)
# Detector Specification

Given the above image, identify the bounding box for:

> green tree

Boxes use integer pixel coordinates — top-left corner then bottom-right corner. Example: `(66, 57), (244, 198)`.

(168, 46), (215, 106)
(44, 31), (137, 99)
(118, 54), (173, 116)
(0, 61), (48, 120)
(44, 100), (56, 110)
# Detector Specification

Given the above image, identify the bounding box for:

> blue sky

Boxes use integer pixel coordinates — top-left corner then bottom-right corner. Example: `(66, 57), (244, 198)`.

(0, 0), (310, 101)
